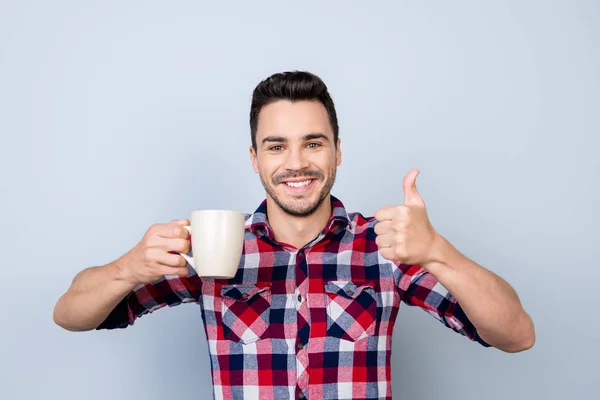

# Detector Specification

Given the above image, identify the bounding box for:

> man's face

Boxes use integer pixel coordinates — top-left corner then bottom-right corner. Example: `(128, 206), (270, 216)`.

(250, 100), (342, 217)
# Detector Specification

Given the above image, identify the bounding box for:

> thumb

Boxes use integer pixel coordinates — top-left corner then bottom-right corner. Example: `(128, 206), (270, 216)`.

(402, 169), (425, 207)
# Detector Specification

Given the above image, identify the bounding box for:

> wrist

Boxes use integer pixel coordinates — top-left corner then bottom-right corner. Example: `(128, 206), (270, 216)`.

(422, 233), (453, 271)
(110, 255), (138, 288)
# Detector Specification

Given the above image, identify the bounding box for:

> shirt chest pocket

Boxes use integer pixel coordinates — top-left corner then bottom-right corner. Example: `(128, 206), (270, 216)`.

(220, 284), (271, 345)
(324, 280), (377, 342)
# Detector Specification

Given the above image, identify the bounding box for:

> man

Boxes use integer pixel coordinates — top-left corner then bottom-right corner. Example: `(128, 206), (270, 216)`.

(53, 71), (535, 400)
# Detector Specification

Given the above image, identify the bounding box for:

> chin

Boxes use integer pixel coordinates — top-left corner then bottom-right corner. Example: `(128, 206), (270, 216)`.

(276, 191), (328, 217)
(281, 203), (321, 217)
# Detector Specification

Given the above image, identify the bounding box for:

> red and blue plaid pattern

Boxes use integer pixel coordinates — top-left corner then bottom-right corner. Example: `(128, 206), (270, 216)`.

(98, 195), (489, 399)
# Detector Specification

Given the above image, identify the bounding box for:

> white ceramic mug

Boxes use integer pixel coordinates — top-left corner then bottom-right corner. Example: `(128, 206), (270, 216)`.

(179, 209), (246, 279)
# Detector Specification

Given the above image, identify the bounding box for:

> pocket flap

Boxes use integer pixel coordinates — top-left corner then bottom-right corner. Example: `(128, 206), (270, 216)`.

(325, 281), (374, 299)
(221, 284), (270, 302)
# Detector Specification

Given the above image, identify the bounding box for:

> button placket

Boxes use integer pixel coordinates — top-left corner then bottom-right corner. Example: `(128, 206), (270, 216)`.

(294, 248), (310, 394)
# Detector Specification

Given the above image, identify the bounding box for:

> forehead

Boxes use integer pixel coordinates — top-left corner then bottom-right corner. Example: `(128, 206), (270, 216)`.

(256, 100), (333, 141)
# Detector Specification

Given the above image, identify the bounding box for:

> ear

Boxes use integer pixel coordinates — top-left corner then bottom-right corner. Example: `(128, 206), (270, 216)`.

(336, 138), (342, 167)
(249, 145), (259, 173)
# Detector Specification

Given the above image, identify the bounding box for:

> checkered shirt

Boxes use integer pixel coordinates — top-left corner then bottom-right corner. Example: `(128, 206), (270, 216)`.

(97, 195), (489, 399)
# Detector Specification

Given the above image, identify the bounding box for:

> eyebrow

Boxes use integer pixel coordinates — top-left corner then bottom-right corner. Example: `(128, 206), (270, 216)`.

(261, 133), (330, 145)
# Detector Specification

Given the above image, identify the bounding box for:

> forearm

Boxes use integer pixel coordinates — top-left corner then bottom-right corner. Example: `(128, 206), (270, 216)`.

(53, 258), (136, 332)
(423, 235), (535, 352)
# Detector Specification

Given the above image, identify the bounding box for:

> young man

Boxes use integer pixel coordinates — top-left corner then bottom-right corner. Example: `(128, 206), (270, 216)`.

(53, 71), (535, 400)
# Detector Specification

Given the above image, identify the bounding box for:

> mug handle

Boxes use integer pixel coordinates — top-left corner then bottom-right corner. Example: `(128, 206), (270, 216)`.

(179, 225), (195, 268)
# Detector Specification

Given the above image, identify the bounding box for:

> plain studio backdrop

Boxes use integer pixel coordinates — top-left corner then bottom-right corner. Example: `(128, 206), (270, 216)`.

(0, 1), (598, 399)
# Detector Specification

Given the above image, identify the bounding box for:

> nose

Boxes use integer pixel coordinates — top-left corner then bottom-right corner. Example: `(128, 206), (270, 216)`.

(283, 147), (310, 171)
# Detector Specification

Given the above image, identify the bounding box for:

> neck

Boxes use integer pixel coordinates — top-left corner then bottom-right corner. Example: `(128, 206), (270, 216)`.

(266, 195), (332, 250)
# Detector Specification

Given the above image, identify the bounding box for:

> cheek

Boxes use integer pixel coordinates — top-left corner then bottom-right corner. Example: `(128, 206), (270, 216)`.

(257, 159), (278, 180)
(310, 153), (333, 169)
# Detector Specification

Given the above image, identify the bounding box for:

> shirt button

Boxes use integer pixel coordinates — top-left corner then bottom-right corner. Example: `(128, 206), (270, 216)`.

(298, 392), (305, 399)
(297, 294), (302, 302)
(346, 289), (354, 296)
(297, 342), (304, 350)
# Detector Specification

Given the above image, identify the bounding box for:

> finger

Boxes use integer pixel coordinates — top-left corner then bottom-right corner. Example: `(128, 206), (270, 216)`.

(402, 168), (425, 207)
(175, 219), (190, 226)
(160, 265), (190, 277)
(169, 218), (190, 225)
(375, 233), (394, 248)
(379, 247), (397, 262)
(159, 238), (191, 254)
(374, 220), (392, 235)
(374, 206), (397, 222)
(155, 250), (189, 268)
(158, 222), (190, 239)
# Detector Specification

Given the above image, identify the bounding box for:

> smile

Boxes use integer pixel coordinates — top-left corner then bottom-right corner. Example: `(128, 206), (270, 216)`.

(284, 179), (313, 188)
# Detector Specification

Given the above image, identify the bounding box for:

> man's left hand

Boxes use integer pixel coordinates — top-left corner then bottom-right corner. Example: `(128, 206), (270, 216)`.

(374, 169), (440, 266)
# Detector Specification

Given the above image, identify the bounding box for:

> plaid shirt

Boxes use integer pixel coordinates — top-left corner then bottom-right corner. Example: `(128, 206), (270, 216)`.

(98, 195), (489, 399)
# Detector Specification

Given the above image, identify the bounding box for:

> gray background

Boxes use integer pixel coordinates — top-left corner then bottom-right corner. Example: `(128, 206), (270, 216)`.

(1, 0), (598, 399)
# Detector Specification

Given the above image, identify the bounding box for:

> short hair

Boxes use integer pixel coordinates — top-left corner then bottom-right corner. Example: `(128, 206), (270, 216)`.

(249, 71), (339, 150)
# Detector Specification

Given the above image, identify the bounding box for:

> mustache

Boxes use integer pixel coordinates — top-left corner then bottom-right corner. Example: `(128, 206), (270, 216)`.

(272, 171), (324, 185)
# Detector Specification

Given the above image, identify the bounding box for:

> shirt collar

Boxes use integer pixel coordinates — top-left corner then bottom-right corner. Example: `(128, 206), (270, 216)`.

(245, 194), (351, 241)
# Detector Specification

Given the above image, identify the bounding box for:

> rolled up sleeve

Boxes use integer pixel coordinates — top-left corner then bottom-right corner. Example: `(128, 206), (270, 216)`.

(394, 263), (490, 347)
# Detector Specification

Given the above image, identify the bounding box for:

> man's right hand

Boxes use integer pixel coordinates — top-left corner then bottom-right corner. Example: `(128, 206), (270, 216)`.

(116, 219), (192, 286)
(53, 219), (193, 331)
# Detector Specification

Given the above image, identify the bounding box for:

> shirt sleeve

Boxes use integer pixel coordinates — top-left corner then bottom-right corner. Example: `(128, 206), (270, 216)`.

(96, 271), (203, 330)
(394, 262), (491, 347)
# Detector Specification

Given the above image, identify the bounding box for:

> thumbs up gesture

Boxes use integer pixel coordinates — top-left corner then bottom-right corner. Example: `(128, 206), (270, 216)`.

(374, 169), (440, 266)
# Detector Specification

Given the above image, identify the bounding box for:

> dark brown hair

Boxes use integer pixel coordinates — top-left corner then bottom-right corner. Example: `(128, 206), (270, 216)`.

(249, 71), (339, 151)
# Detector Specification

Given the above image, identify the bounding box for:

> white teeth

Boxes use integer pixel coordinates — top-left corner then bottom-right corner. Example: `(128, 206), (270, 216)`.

(285, 180), (312, 188)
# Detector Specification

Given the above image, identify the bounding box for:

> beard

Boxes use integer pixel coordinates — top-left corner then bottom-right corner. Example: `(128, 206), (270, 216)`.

(259, 164), (337, 217)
